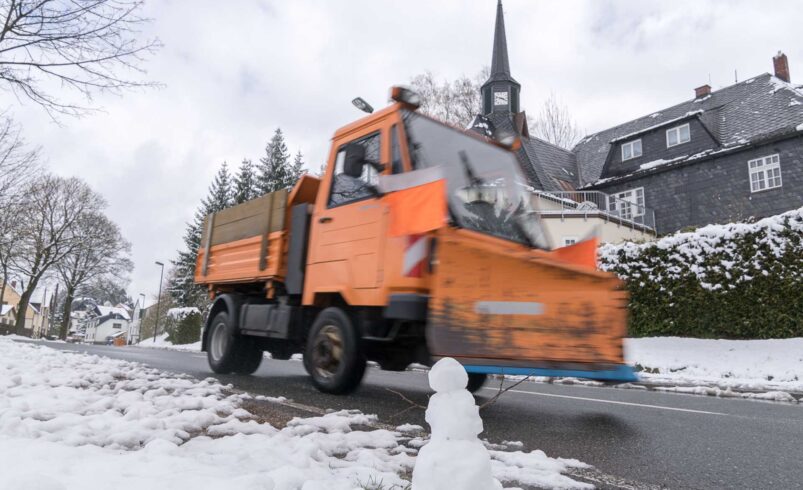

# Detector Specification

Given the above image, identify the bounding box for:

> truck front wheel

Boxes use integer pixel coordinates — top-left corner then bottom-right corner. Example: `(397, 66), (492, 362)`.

(305, 307), (366, 394)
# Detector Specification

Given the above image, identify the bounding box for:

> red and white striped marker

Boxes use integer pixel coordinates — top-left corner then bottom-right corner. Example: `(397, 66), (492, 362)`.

(402, 234), (429, 277)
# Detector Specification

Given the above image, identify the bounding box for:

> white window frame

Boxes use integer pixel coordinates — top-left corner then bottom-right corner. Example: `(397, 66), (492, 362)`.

(666, 123), (690, 148)
(621, 139), (642, 161)
(748, 154), (782, 193)
(608, 187), (645, 220)
(562, 236), (579, 246)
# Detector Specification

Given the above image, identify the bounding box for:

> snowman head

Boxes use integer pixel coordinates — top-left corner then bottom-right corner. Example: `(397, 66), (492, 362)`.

(428, 357), (468, 393)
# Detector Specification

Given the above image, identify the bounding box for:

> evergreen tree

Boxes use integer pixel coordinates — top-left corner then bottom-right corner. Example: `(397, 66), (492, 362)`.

(257, 128), (291, 194)
(233, 158), (257, 203)
(291, 150), (306, 182)
(170, 162), (234, 308)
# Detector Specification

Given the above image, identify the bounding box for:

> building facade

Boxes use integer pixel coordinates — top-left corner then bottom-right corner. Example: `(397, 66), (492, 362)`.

(471, 2), (802, 237)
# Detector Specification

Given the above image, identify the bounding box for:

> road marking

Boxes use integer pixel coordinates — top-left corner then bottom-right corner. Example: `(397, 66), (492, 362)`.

(484, 387), (729, 415)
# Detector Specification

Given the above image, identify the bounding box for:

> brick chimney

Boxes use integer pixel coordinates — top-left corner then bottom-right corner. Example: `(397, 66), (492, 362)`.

(773, 51), (790, 83)
(695, 84), (711, 99)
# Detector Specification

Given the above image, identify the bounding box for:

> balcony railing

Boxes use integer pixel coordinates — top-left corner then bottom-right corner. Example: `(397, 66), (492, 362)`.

(532, 190), (656, 231)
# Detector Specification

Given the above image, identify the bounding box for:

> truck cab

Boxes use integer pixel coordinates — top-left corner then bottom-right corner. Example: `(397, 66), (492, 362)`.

(195, 87), (636, 394)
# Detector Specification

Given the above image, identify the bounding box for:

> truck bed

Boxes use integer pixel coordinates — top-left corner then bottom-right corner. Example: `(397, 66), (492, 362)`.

(195, 190), (288, 286)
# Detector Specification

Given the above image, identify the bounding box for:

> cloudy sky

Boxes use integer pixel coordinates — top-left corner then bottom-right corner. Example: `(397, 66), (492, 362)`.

(7, 0), (802, 301)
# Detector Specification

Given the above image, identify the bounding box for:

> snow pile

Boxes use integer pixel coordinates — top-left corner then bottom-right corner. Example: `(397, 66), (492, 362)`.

(167, 306), (201, 319)
(412, 357), (501, 490)
(626, 337), (803, 396)
(0, 338), (589, 489)
(138, 332), (201, 351)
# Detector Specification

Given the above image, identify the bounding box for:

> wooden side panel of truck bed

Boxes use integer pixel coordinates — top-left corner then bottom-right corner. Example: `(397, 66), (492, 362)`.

(195, 190), (288, 285)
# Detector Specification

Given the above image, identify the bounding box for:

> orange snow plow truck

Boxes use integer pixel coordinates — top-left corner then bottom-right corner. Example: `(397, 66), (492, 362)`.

(195, 87), (636, 394)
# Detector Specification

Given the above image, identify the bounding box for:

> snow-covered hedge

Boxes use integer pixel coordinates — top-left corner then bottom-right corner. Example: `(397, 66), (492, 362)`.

(599, 207), (803, 339)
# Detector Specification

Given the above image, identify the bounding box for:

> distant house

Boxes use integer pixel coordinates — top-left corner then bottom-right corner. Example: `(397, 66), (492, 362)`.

(0, 280), (49, 337)
(84, 307), (131, 344)
(470, 2), (802, 238)
(577, 56), (803, 234)
(0, 305), (16, 331)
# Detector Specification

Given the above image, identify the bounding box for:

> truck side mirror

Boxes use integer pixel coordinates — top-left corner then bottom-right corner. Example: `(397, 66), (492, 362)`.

(343, 143), (366, 178)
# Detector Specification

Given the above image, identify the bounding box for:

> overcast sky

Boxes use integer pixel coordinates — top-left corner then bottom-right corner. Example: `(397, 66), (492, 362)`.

(7, 0), (802, 302)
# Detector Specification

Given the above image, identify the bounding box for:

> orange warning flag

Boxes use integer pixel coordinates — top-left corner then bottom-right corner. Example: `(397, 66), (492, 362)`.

(550, 237), (599, 269)
(384, 179), (447, 237)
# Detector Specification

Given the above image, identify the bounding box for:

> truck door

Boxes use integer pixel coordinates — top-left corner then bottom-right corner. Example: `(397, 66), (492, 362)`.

(306, 129), (389, 298)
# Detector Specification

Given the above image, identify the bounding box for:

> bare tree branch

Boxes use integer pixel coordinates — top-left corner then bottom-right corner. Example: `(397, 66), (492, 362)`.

(0, 0), (162, 118)
(411, 67), (489, 129)
(479, 375), (532, 410)
(529, 92), (582, 150)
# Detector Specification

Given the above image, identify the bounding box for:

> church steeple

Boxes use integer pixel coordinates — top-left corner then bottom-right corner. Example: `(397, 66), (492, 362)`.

(481, 0), (520, 116)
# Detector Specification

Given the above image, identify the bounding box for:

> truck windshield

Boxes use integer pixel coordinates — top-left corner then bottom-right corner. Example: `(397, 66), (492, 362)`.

(402, 110), (548, 248)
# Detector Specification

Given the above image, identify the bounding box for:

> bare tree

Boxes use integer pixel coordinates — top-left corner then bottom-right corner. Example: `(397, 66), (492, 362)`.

(410, 67), (489, 129)
(0, 115), (39, 310)
(0, 0), (161, 117)
(57, 211), (132, 339)
(529, 92), (582, 150)
(11, 174), (103, 334)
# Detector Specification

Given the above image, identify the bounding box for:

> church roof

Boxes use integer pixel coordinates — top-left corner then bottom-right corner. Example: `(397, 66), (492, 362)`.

(484, 0), (519, 86)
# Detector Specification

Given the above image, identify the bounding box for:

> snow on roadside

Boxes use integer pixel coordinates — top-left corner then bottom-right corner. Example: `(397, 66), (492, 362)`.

(137, 332), (201, 352)
(0, 338), (589, 489)
(626, 337), (803, 397)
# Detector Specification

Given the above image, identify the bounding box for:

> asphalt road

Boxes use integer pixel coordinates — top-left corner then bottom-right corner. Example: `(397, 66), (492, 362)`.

(23, 340), (803, 489)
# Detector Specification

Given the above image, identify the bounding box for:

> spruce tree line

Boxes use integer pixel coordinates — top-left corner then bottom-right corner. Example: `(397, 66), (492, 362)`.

(170, 128), (306, 309)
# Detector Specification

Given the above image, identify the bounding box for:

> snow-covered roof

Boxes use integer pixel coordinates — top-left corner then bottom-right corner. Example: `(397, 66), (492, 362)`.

(95, 305), (131, 321)
(1, 305), (14, 315)
(575, 73), (803, 185)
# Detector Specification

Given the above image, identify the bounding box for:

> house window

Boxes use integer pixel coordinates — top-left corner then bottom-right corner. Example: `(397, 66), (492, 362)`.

(609, 188), (645, 220)
(621, 139), (642, 161)
(562, 237), (578, 246)
(113, 323), (122, 329)
(748, 154), (782, 192)
(666, 123), (690, 148)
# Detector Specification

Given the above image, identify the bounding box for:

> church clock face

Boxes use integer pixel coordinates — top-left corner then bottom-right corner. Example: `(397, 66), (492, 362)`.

(494, 90), (508, 106)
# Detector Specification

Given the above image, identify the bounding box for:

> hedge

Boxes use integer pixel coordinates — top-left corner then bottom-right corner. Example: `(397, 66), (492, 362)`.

(598, 207), (803, 339)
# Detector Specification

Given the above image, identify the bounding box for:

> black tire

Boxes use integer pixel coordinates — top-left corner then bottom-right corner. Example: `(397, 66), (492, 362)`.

(305, 307), (366, 394)
(233, 340), (263, 375)
(466, 373), (488, 393)
(206, 311), (263, 375)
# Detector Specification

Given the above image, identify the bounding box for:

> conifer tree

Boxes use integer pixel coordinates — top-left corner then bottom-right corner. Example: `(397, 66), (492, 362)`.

(170, 162), (234, 308)
(257, 128), (291, 194)
(291, 150), (306, 182)
(234, 158), (257, 203)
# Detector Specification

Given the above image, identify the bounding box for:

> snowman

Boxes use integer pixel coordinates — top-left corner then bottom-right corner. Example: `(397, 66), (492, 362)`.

(411, 357), (502, 490)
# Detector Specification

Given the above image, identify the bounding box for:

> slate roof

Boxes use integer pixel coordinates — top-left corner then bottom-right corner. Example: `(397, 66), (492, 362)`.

(574, 73), (803, 186)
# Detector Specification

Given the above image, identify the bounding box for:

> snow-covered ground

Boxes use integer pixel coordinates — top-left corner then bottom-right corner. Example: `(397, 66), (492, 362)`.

(0, 338), (589, 489)
(625, 337), (803, 401)
(137, 332), (201, 351)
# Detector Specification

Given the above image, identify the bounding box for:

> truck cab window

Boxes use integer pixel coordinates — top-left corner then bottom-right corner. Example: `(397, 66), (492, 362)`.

(328, 132), (381, 207)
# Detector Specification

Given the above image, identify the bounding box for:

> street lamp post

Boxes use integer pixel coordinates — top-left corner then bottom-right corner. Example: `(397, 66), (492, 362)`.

(153, 261), (165, 343)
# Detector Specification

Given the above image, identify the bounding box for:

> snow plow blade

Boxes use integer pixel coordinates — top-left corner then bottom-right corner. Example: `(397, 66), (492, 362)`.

(426, 229), (637, 383)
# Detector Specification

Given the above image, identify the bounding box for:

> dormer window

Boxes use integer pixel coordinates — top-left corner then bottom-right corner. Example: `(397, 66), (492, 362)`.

(666, 123), (690, 148)
(621, 139), (642, 161)
(494, 90), (508, 107)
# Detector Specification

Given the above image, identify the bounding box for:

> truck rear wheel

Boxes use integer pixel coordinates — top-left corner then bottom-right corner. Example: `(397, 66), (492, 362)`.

(207, 311), (263, 375)
(305, 307), (366, 394)
(233, 341), (263, 375)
